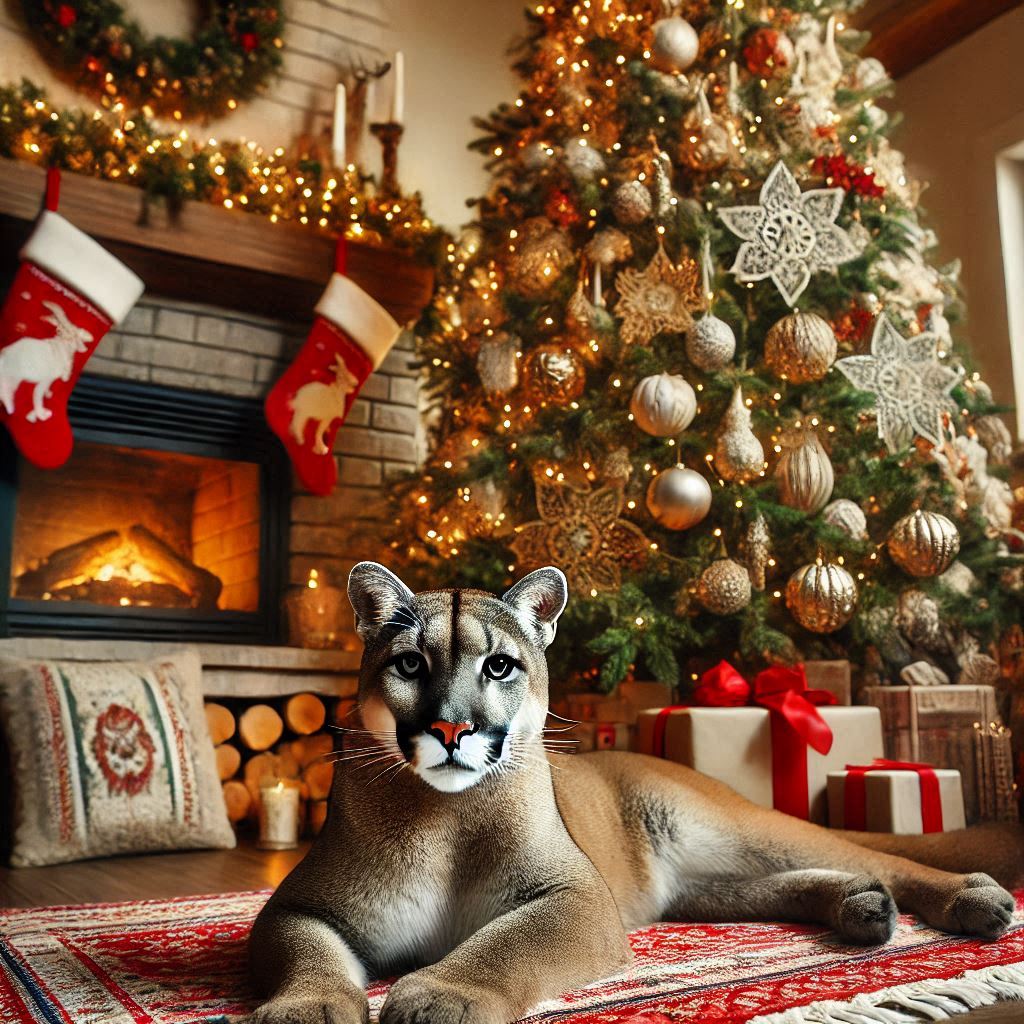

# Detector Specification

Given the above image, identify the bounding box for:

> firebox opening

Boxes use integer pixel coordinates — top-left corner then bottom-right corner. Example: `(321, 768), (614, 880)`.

(11, 442), (261, 613)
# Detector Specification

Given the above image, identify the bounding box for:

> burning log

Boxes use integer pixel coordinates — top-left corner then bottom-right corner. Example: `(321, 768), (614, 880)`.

(127, 525), (221, 609)
(13, 529), (122, 597)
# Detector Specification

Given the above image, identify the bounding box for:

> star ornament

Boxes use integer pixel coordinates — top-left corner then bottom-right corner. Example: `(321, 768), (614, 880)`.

(614, 244), (702, 346)
(835, 314), (964, 453)
(718, 160), (860, 307)
(511, 475), (649, 594)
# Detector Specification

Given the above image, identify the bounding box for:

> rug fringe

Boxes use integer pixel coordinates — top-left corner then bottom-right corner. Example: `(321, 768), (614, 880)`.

(746, 962), (1024, 1023)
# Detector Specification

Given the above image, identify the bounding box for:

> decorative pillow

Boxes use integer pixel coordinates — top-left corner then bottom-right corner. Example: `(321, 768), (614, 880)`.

(0, 649), (235, 866)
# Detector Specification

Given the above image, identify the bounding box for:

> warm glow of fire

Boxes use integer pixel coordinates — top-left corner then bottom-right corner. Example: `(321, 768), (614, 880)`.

(307, 568), (319, 590)
(38, 542), (178, 608)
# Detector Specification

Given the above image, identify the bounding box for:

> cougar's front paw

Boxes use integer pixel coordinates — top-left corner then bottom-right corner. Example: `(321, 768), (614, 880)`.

(380, 973), (509, 1024)
(248, 996), (367, 1024)
(835, 875), (898, 945)
(949, 873), (1015, 940)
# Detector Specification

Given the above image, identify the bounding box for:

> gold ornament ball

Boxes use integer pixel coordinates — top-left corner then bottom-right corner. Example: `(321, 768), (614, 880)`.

(630, 373), (697, 437)
(650, 16), (700, 73)
(645, 465), (712, 530)
(764, 312), (838, 383)
(888, 509), (961, 577)
(508, 219), (573, 297)
(612, 180), (653, 225)
(775, 431), (834, 514)
(686, 314), (736, 372)
(786, 561), (858, 633)
(522, 344), (586, 406)
(697, 558), (752, 615)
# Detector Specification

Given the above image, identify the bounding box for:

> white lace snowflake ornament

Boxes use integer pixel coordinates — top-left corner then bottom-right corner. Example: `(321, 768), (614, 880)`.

(718, 161), (860, 306)
(835, 314), (964, 453)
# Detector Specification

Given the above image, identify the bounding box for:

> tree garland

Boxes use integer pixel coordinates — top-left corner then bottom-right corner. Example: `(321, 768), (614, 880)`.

(21, 1), (285, 121)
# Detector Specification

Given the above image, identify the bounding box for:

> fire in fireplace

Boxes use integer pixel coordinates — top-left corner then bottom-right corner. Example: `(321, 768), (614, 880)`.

(1, 375), (288, 642)
(12, 443), (259, 612)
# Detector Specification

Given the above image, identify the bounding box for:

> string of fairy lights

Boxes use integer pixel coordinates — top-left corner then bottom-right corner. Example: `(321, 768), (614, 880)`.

(0, 80), (438, 254)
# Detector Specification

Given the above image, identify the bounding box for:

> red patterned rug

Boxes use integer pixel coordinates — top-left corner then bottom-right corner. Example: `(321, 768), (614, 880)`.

(1, 890), (1023, 1024)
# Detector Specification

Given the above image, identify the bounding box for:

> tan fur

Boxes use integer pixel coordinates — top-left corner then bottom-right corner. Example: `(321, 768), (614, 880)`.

(247, 566), (1021, 1024)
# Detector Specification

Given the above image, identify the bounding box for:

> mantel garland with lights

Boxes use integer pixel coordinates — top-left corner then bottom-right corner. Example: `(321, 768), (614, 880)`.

(0, 80), (439, 255)
(387, 0), (1022, 693)
(21, 0), (285, 122)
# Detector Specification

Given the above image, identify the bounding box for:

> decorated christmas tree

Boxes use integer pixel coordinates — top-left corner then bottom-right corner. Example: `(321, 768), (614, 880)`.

(389, 0), (1021, 694)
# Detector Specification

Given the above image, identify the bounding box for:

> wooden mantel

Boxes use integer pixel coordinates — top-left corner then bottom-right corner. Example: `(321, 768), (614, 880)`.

(0, 158), (434, 325)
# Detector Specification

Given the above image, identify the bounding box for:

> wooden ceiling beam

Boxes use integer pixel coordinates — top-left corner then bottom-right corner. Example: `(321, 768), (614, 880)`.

(857, 0), (1022, 79)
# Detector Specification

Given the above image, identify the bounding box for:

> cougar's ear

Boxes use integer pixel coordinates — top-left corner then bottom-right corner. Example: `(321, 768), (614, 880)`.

(501, 567), (568, 649)
(347, 562), (416, 642)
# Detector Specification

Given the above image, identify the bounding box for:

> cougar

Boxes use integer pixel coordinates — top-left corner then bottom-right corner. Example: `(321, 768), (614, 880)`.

(248, 562), (1022, 1024)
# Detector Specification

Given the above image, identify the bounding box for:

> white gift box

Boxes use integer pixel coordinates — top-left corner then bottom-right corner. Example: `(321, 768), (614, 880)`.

(827, 768), (966, 834)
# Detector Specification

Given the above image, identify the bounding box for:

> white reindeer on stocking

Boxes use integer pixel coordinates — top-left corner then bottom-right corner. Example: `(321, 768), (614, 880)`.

(0, 301), (93, 423)
(288, 353), (360, 455)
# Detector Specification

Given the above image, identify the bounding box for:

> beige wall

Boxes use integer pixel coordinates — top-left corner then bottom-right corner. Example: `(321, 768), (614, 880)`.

(893, 6), (1024, 436)
(0, 0), (522, 229)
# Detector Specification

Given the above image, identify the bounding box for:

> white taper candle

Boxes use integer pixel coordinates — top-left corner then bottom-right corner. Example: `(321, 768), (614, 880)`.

(332, 82), (346, 168)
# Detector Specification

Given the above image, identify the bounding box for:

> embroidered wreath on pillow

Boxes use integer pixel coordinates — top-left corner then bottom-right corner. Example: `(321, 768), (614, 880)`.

(22, 1), (285, 121)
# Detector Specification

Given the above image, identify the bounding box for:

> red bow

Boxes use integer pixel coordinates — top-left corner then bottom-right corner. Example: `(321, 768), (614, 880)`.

(843, 758), (943, 833)
(751, 665), (836, 756)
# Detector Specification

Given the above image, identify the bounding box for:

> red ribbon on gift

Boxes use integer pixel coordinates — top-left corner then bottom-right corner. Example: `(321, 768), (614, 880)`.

(843, 758), (943, 833)
(650, 662), (837, 820)
(752, 665), (837, 819)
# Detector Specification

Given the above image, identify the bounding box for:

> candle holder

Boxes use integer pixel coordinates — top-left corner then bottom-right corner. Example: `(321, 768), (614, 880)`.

(258, 779), (300, 850)
(369, 121), (404, 197)
(284, 569), (346, 649)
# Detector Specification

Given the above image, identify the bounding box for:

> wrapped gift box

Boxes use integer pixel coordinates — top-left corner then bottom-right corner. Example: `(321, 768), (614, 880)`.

(634, 705), (883, 824)
(827, 766), (966, 834)
(861, 685), (1016, 824)
(804, 660), (851, 705)
(563, 680), (673, 726)
(576, 721), (630, 753)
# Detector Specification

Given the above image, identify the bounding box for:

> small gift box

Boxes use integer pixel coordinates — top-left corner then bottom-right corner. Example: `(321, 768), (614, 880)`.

(634, 662), (883, 824)
(576, 721), (631, 753)
(827, 760), (966, 834)
(804, 660), (851, 706)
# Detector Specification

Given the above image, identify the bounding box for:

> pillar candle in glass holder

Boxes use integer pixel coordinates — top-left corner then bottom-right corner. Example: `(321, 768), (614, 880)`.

(285, 568), (346, 648)
(258, 780), (300, 850)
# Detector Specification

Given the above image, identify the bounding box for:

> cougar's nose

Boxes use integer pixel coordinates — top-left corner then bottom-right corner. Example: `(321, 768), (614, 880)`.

(429, 720), (475, 751)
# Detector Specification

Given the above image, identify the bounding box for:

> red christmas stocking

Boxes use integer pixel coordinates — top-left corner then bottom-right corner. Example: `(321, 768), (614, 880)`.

(265, 241), (401, 496)
(0, 168), (144, 469)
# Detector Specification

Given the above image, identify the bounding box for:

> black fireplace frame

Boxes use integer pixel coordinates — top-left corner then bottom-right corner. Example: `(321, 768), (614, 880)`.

(0, 374), (288, 643)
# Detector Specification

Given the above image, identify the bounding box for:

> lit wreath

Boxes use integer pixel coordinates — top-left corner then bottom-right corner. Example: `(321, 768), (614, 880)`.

(22, 1), (285, 121)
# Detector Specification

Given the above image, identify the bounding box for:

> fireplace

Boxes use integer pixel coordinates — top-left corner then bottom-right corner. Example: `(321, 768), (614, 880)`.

(1, 375), (288, 642)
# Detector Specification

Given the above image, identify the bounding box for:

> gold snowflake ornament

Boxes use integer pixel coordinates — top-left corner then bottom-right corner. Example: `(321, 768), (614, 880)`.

(614, 244), (702, 346)
(511, 475), (650, 593)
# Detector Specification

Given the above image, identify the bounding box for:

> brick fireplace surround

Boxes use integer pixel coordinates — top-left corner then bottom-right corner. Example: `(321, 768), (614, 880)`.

(0, 293), (423, 700)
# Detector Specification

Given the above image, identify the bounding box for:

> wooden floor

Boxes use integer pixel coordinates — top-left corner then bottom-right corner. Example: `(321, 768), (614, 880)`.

(1, 843), (1020, 1022)
(0, 838), (309, 908)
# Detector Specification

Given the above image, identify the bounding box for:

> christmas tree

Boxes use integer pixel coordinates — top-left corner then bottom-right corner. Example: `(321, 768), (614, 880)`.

(389, 0), (1020, 695)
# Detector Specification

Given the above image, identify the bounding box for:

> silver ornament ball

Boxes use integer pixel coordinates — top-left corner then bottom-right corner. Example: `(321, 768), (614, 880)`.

(650, 16), (700, 73)
(630, 373), (697, 437)
(612, 180), (653, 225)
(646, 465), (712, 531)
(686, 315), (736, 372)
(822, 498), (868, 540)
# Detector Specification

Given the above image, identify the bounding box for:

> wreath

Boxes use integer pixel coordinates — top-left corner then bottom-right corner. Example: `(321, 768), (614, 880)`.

(22, 1), (285, 121)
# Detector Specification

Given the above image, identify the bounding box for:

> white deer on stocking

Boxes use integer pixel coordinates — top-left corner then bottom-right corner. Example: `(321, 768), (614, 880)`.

(0, 301), (93, 422)
(289, 353), (360, 455)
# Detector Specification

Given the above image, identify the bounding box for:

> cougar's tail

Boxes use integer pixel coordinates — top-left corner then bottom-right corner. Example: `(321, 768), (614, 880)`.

(837, 823), (1024, 890)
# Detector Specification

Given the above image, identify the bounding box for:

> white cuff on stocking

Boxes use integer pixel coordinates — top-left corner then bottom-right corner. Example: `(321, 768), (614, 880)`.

(21, 211), (145, 324)
(316, 272), (401, 370)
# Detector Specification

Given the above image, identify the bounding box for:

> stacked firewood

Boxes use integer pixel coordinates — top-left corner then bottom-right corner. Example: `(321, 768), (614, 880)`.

(204, 693), (357, 836)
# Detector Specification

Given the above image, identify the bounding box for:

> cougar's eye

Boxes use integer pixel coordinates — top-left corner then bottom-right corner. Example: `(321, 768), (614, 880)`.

(483, 654), (517, 681)
(392, 653), (427, 680)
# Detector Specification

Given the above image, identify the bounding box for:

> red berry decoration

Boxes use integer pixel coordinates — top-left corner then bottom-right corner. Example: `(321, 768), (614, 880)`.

(241, 32), (259, 53)
(812, 154), (885, 198)
(544, 188), (581, 228)
(743, 27), (794, 77)
(56, 4), (76, 28)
